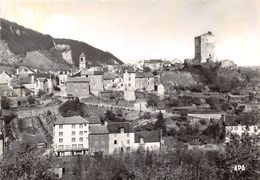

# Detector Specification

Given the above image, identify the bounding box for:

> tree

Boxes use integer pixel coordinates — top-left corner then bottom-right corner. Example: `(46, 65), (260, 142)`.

(1, 97), (10, 110)
(27, 95), (36, 105)
(0, 143), (54, 180)
(147, 93), (160, 107)
(216, 131), (260, 180)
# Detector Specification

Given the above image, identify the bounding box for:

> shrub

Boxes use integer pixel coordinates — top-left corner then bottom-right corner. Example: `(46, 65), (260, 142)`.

(27, 96), (36, 105)
(1, 97), (10, 110)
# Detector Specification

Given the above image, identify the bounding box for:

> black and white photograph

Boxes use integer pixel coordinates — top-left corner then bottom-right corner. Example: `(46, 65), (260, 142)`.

(0, 0), (260, 179)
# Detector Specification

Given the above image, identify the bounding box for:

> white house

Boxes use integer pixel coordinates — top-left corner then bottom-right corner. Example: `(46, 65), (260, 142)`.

(133, 131), (161, 151)
(0, 71), (13, 84)
(107, 122), (135, 154)
(225, 124), (260, 142)
(53, 116), (89, 156)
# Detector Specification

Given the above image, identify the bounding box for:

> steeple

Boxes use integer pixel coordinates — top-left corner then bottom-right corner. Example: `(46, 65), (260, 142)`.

(79, 52), (86, 70)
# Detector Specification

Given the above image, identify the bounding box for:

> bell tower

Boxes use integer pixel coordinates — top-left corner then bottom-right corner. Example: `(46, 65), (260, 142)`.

(79, 52), (86, 70)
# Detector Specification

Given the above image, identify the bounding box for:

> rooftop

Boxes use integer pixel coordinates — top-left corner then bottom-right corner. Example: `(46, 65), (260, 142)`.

(102, 72), (118, 80)
(87, 116), (102, 124)
(107, 122), (133, 133)
(134, 131), (161, 143)
(89, 126), (109, 135)
(144, 59), (163, 63)
(67, 77), (89, 83)
(81, 70), (104, 76)
(135, 72), (154, 78)
(54, 116), (89, 125)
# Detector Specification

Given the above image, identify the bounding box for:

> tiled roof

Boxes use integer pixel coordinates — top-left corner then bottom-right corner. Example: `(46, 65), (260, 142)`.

(81, 70), (104, 75)
(102, 72), (118, 80)
(135, 72), (154, 78)
(28, 73), (53, 79)
(107, 122), (133, 133)
(87, 116), (102, 124)
(122, 66), (135, 73)
(134, 131), (161, 143)
(89, 126), (109, 135)
(144, 59), (163, 63)
(54, 116), (89, 125)
(67, 77), (89, 83)
(18, 77), (32, 84)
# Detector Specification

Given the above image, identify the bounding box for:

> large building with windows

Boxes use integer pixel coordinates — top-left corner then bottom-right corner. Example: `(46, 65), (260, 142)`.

(107, 122), (135, 154)
(53, 116), (89, 156)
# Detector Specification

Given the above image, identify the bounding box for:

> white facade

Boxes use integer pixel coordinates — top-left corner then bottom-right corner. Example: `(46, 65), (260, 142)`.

(225, 125), (260, 142)
(123, 71), (136, 90)
(133, 141), (161, 151)
(108, 131), (135, 154)
(0, 71), (12, 84)
(53, 119), (89, 156)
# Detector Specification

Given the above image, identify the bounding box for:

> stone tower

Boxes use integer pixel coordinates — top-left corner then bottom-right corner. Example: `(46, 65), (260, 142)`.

(79, 52), (86, 70)
(194, 31), (215, 64)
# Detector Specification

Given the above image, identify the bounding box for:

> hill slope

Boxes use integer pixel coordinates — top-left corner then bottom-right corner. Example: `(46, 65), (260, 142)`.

(0, 18), (123, 71)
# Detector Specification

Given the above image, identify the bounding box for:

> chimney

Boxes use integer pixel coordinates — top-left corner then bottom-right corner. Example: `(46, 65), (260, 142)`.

(120, 127), (124, 133)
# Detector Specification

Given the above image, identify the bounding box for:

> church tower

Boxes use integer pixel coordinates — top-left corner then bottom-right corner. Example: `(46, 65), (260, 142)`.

(79, 52), (86, 70)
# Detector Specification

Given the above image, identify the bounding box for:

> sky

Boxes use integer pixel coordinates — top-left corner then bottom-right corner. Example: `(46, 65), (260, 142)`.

(0, 0), (260, 66)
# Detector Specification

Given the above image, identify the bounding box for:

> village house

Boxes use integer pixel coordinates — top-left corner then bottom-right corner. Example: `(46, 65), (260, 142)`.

(107, 122), (135, 154)
(102, 72), (120, 90)
(57, 70), (71, 85)
(220, 59), (236, 68)
(89, 125), (109, 155)
(133, 131), (162, 151)
(16, 66), (37, 76)
(163, 60), (172, 70)
(122, 66), (136, 101)
(79, 52), (87, 70)
(143, 59), (163, 71)
(81, 70), (104, 96)
(53, 116), (89, 156)
(225, 124), (260, 142)
(0, 71), (13, 84)
(135, 72), (155, 91)
(226, 93), (249, 103)
(66, 77), (90, 98)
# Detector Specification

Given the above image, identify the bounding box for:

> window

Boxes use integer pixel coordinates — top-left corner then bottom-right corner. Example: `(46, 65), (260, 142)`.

(114, 140), (117, 145)
(72, 124), (76, 129)
(58, 145), (64, 149)
(72, 138), (76, 142)
(126, 147), (131, 151)
(59, 125), (63, 129)
(79, 124), (83, 128)
(72, 144), (77, 149)
(59, 132), (63, 136)
(59, 138), (63, 143)
(78, 144), (83, 148)
(129, 77), (131, 81)
(127, 140), (130, 144)
(121, 84), (123, 87)
(128, 83), (131, 87)
(72, 131), (76, 136)
(127, 133), (129, 137)
(79, 131), (83, 135)
(79, 137), (83, 142)
(94, 141), (99, 146)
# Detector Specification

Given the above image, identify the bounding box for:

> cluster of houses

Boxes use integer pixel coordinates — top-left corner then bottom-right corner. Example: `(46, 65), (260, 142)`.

(53, 116), (162, 156)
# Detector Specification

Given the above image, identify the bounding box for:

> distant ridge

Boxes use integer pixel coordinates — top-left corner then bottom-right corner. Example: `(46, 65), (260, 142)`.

(0, 18), (123, 71)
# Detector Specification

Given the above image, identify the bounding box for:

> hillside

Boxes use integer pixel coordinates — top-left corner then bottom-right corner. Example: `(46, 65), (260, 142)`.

(0, 18), (123, 71)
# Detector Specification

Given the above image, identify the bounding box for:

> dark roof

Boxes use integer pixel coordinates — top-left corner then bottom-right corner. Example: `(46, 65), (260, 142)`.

(135, 72), (154, 78)
(81, 70), (104, 76)
(54, 116), (89, 125)
(122, 66), (135, 73)
(67, 77), (89, 83)
(89, 126), (109, 135)
(107, 122), (133, 133)
(134, 131), (161, 143)
(9, 79), (25, 88)
(87, 116), (102, 124)
(18, 76), (32, 84)
(21, 132), (46, 145)
(144, 59), (163, 63)
(28, 73), (53, 79)
(102, 72), (118, 80)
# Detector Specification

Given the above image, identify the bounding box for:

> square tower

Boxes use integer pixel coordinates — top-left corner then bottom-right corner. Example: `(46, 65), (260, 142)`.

(79, 53), (86, 70)
(194, 31), (215, 64)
